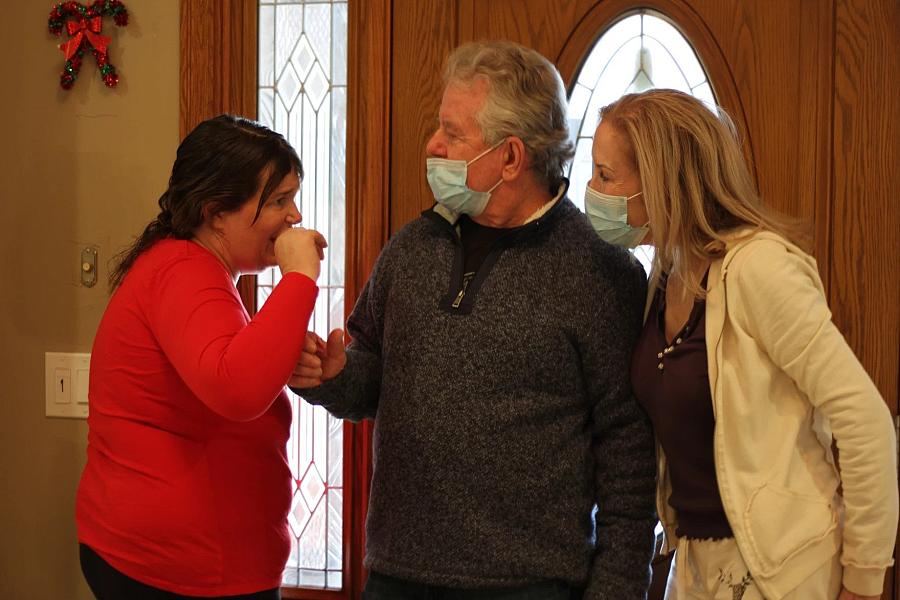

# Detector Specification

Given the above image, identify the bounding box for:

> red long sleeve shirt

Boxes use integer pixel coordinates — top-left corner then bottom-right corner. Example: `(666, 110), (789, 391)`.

(76, 238), (317, 596)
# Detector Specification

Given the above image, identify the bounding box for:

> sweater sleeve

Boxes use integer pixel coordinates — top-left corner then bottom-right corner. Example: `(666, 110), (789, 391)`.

(149, 256), (318, 422)
(582, 250), (658, 600)
(291, 243), (391, 422)
(733, 240), (898, 597)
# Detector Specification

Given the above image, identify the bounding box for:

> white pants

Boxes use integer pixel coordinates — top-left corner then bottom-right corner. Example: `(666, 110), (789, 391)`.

(665, 537), (842, 600)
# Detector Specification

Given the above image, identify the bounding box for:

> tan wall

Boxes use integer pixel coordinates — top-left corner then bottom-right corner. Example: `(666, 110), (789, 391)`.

(0, 1), (179, 597)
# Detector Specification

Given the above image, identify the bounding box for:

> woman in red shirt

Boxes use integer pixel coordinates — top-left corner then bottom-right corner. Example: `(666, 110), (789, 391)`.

(76, 115), (325, 599)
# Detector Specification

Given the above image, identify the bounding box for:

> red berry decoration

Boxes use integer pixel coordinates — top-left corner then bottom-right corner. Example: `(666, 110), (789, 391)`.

(47, 1), (129, 91)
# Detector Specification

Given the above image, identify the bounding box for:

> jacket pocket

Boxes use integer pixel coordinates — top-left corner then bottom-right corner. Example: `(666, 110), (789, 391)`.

(742, 483), (837, 577)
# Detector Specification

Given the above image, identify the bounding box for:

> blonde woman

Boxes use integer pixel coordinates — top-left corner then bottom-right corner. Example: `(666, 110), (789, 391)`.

(584, 88), (897, 600)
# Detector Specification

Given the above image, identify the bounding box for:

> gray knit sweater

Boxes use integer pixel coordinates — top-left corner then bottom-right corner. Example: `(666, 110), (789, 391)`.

(295, 198), (657, 599)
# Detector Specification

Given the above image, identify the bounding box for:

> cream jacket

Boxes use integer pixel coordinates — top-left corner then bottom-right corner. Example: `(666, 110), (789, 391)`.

(654, 230), (898, 599)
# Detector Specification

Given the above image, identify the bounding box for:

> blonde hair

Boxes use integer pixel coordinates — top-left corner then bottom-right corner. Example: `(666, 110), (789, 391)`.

(599, 89), (807, 297)
(445, 41), (574, 193)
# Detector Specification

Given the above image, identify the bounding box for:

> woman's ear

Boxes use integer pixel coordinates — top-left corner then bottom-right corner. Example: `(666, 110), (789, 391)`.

(203, 203), (225, 233)
(500, 136), (527, 181)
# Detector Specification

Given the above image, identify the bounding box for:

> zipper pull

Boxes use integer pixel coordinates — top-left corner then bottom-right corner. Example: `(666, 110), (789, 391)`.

(451, 287), (465, 309)
(452, 271), (475, 309)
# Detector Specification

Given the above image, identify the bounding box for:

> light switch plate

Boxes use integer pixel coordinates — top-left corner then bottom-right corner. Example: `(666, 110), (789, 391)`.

(45, 352), (90, 418)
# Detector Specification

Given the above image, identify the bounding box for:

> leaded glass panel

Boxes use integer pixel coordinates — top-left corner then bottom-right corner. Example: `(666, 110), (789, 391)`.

(258, 0), (348, 591)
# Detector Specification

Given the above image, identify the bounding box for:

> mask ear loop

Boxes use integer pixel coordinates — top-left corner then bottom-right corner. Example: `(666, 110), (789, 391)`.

(466, 138), (507, 166)
(466, 138), (508, 195)
(626, 191), (650, 228)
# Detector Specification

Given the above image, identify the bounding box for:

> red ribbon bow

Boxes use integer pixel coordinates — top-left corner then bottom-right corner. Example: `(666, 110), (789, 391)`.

(59, 16), (111, 61)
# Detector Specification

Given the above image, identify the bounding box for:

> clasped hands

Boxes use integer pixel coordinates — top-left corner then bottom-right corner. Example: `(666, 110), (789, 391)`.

(289, 329), (346, 389)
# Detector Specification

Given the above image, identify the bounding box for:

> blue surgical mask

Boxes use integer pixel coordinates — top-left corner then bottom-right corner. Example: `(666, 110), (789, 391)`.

(426, 140), (504, 217)
(584, 186), (649, 249)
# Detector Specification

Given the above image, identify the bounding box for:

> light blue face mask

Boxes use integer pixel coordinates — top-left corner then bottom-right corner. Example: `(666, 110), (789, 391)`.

(426, 140), (504, 217)
(584, 186), (649, 249)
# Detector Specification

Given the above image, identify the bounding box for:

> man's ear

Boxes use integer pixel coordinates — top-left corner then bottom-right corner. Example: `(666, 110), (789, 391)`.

(500, 136), (528, 181)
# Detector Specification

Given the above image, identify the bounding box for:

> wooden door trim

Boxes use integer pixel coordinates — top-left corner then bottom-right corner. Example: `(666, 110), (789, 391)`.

(180, 0), (259, 312)
(179, 0), (258, 135)
(796, 1), (835, 284)
(343, 0), (393, 596)
(346, 0), (392, 306)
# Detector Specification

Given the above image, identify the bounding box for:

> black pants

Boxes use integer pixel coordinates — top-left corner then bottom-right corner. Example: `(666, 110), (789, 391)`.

(362, 571), (582, 600)
(79, 544), (280, 600)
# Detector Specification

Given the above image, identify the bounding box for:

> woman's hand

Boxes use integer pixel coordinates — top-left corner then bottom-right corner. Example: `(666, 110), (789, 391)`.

(289, 332), (324, 388)
(838, 588), (881, 600)
(275, 227), (327, 280)
(288, 329), (346, 389)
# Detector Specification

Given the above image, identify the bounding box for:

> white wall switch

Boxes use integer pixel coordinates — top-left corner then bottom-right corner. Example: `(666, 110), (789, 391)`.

(53, 368), (71, 404)
(45, 352), (90, 418)
(75, 367), (90, 405)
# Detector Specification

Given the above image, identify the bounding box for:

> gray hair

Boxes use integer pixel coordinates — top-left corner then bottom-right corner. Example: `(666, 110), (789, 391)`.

(444, 41), (574, 193)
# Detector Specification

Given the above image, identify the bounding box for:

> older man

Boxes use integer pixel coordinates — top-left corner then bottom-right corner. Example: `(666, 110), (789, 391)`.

(293, 41), (656, 599)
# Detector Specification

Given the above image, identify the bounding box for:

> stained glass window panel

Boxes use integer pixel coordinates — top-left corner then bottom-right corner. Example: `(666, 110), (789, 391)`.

(567, 10), (716, 275)
(258, 0), (348, 591)
(259, 6), (275, 86)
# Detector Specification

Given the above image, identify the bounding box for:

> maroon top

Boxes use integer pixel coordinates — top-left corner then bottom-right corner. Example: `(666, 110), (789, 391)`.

(631, 275), (733, 539)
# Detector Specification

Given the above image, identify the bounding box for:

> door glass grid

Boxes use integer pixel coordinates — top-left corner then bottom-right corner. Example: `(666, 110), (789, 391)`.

(258, 0), (348, 591)
(567, 10), (716, 274)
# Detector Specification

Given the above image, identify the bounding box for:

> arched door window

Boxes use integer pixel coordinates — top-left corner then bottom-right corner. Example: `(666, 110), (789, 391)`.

(566, 10), (716, 272)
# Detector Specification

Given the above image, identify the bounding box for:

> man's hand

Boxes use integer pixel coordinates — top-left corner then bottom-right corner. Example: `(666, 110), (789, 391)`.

(319, 328), (347, 380)
(288, 329), (346, 388)
(838, 588), (881, 600)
